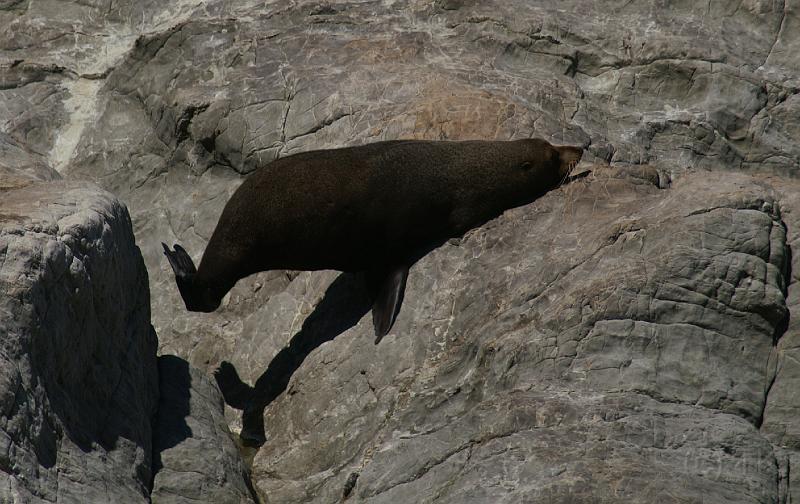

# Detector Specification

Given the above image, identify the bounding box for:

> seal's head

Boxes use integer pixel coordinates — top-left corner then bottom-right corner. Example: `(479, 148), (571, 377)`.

(553, 144), (584, 182)
(507, 139), (583, 190)
(452, 139), (584, 224)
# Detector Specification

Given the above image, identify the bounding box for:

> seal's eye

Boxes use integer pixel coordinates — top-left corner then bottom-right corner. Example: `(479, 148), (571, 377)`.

(520, 161), (533, 171)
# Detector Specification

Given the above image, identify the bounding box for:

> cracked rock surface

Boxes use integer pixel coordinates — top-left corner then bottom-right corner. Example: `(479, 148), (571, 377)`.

(0, 177), (255, 503)
(151, 355), (256, 504)
(0, 180), (158, 502)
(241, 168), (794, 503)
(4, 0), (800, 502)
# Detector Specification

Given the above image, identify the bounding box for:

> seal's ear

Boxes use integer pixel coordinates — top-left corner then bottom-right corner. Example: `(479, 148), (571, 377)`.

(555, 146), (583, 180)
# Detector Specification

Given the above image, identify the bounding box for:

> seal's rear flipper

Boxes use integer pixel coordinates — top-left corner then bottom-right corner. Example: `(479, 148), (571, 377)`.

(369, 265), (409, 343)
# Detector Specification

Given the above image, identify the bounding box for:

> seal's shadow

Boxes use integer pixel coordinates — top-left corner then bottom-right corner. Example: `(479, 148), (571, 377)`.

(214, 271), (373, 446)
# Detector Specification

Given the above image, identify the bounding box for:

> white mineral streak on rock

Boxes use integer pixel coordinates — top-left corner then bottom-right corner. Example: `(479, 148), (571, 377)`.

(50, 79), (103, 172)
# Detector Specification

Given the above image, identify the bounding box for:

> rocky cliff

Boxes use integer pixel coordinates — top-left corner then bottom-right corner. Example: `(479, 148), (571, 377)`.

(2, 0), (800, 502)
(0, 178), (158, 502)
(0, 175), (254, 502)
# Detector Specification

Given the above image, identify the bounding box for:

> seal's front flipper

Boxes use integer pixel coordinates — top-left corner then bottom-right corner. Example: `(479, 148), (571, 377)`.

(369, 265), (409, 343)
(162, 243), (215, 312)
(162, 242), (198, 279)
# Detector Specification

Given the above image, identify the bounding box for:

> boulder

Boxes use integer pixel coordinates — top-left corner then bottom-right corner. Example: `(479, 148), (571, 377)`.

(0, 180), (158, 502)
(151, 355), (256, 504)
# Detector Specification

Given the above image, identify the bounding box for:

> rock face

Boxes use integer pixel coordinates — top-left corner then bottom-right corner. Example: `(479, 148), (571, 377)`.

(4, 0), (800, 502)
(55, 0), (800, 373)
(228, 168), (791, 503)
(0, 180), (158, 502)
(152, 355), (255, 504)
(0, 178), (254, 502)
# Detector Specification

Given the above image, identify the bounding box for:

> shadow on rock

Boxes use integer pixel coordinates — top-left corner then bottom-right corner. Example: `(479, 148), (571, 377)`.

(151, 355), (192, 473)
(214, 272), (372, 447)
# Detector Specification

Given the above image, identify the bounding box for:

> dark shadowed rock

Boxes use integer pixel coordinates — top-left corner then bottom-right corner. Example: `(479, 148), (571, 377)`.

(151, 355), (256, 504)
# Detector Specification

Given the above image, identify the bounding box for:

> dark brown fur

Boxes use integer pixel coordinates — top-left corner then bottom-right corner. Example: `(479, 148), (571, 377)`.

(164, 138), (582, 336)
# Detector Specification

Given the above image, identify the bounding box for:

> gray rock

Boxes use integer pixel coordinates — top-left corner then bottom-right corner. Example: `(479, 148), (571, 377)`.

(50, 0), (800, 380)
(0, 132), (60, 186)
(151, 355), (256, 504)
(237, 168), (790, 502)
(760, 178), (800, 449)
(4, 0), (800, 502)
(0, 180), (158, 502)
(352, 391), (778, 504)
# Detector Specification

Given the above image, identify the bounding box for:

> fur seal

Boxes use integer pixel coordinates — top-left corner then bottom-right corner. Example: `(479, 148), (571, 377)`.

(163, 138), (582, 340)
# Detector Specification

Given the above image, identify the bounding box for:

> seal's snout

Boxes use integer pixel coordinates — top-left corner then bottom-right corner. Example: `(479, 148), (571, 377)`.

(556, 146), (583, 180)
